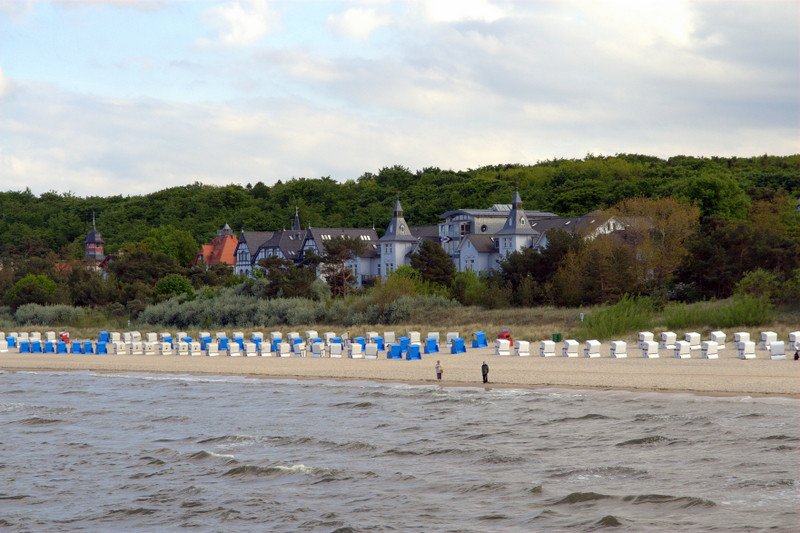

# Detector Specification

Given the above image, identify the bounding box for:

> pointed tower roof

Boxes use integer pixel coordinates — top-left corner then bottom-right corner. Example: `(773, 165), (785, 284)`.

(84, 213), (104, 243)
(496, 189), (536, 235)
(291, 206), (301, 231)
(379, 198), (417, 242)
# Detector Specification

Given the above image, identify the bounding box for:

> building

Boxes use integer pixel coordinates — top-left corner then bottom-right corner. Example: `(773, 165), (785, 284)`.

(83, 214), (105, 269)
(192, 223), (238, 269)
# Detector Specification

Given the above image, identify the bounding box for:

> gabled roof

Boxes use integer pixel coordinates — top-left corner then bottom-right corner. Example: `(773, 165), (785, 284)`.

(238, 231), (274, 255)
(458, 234), (497, 253)
(258, 229), (307, 261)
(305, 227), (379, 256)
(410, 225), (440, 242)
(380, 198), (418, 242)
(439, 208), (558, 220)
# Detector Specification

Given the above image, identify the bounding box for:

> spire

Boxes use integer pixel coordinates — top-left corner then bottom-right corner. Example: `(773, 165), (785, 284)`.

(292, 206), (301, 231)
(92, 211), (96, 230)
(496, 188), (535, 236)
(380, 195), (417, 242)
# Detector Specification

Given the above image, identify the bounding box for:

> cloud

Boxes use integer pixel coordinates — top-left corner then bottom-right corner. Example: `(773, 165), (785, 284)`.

(0, 66), (13, 98)
(197, 0), (280, 47)
(326, 7), (390, 40)
(420, 0), (507, 23)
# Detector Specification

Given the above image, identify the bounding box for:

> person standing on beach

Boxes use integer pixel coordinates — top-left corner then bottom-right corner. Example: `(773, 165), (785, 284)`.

(435, 361), (443, 381)
(481, 361), (489, 383)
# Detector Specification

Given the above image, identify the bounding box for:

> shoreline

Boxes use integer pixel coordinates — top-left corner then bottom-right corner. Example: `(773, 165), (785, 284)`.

(2, 349), (798, 399)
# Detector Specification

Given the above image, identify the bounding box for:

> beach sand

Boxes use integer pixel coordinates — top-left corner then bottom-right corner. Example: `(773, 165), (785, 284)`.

(2, 344), (798, 397)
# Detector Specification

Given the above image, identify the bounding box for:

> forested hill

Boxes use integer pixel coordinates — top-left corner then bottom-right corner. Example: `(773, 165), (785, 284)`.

(2, 154), (798, 258)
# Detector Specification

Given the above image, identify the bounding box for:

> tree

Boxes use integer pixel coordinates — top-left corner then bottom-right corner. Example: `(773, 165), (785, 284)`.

(318, 236), (366, 297)
(154, 274), (195, 301)
(145, 225), (199, 267)
(4, 274), (57, 310)
(611, 197), (700, 286)
(257, 256), (316, 298)
(675, 169), (750, 220)
(410, 240), (456, 287)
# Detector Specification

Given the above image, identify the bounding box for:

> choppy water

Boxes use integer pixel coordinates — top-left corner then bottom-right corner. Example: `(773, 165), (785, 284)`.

(1, 370), (798, 532)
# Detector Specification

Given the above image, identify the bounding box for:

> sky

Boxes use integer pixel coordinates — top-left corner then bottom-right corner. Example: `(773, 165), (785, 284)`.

(1, 0), (798, 198)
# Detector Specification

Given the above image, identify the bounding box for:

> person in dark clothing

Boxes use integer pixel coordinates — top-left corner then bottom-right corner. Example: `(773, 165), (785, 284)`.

(794, 349), (799, 361)
(481, 361), (489, 383)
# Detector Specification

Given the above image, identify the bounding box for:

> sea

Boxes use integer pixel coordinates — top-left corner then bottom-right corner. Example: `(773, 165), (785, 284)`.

(1, 370), (798, 532)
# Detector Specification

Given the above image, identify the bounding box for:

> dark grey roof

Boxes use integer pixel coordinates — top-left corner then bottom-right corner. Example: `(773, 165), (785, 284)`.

(305, 227), (379, 256)
(496, 189), (537, 236)
(410, 225), (440, 241)
(461, 234), (497, 253)
(258, 229), (307, 260)
(238, 231), (274, 255)
(379, 199), (418, 242)
(84, 228), (104, 244)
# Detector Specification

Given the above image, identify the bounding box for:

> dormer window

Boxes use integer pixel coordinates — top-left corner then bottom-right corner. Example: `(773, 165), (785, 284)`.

(519, 217), (525, 225)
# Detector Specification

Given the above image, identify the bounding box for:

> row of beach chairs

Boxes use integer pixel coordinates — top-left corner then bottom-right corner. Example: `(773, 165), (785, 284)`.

(523, 330), (799, 360)
(3, 330), (797, 360)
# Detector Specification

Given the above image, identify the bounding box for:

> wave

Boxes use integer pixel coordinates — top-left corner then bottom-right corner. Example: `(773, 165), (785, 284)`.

(596, 515), (622, 527)
(615, 436), (676, 446)
(197, 434), (259, 445)
(552, 413), (614, 423)
(187, 450), (236, 462)
(553, 492), (615, 504)
(623, 494), (716, 508)
(15, 416), (63, 426)
(763, 434), (800, 441)
(547, 466), (648, 479)
(105, 507), (157, 517)
(331, 401), (375, 409)
(222, 464), (335, 479)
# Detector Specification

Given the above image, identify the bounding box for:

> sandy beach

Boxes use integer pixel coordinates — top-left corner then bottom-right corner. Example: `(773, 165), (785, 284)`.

(2, 344), (798, 398)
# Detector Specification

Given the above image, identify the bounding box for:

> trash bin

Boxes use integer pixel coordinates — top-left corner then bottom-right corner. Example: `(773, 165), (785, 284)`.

(552, 333), (562, 343)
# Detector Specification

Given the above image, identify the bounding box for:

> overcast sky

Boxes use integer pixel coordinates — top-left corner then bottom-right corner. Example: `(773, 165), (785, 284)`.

(1, 0), (798, 198)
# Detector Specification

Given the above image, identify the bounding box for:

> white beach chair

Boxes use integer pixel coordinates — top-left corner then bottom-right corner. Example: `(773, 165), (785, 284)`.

(270, 331), (282, 342)
(311, 342), (325, 358)
(365, 344), (378, 359)
(710, 331), (726, 349)
(206, 342), (219, 357)
(701, 341), (719, 359)
(159, 342), (173, 355)
(324, 332), (336, 345)
(30, 332), (41, 342)
(734, 332), (750, 351)
(384, 331), (396, 344)
(660, 332), (676, 350)
(427, 332), (440, 343)
(760, 331), (778, 350)
(305, 330), (318, 343)
(228, 343), (242, 357)
(584, 340), (601, 358)
(278, 343), (291, 357)
(130, 341), (144, 355)
(641, 341), (659, 358)
(349, 344), (363, 359)
(685, 332), (701, 351)
(146, 332), (158, 343)
(738, 341), (756, 359)
(515, 341), (531, 357)
(45, 331), (56, 342)
(131, 331), (142, 343)
(244, 342), (258, 357)
(769, 341), (786, 360)
(112, 341), (127, 355)
(673, 341), (691, 359)
(540, 340), (556, 357)
(0, 340), (8, 353)
(495, 339), (511, 356)
(788, 331), (800, 351)
(330, 344), (343, 358)
(365, 331), (379, 342)
(610, 341), (627, 358)
(638, 331), (653, 349)
(110, 332), (121, 342)
(408, 331), (421, 344)
(259, 342), (274, 357)
(189, 342), (203, 356)
(177, 342), (189, 356)
(446, 332), (459, 348)
(562, 339), (579, 357)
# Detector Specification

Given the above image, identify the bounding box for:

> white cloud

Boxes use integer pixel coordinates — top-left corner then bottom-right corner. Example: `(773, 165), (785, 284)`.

(420, 0), (507, 23)
(0, 66), (13, 98)
(327, 7), (390, 40)
(198, 1), (280, 47)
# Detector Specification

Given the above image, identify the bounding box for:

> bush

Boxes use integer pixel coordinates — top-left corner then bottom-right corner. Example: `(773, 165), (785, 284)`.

(14, 304), (85, 326)
(581, 295), (657, 340)
(663, 294), (775, 330)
